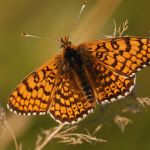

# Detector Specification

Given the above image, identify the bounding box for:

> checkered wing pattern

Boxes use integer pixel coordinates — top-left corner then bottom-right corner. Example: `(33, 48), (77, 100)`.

(49, 73), (95, 124)
(79, 37), (150, 77)
(7, 55), (61, 115)
(7, 36), (150, 124)
(7, 55), (95, 124)
(93, 61), (136, 104)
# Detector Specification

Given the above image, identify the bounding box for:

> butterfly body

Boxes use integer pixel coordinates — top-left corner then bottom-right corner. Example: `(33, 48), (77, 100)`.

(7, 36), (150, 124)
(63, 43), (95, 101)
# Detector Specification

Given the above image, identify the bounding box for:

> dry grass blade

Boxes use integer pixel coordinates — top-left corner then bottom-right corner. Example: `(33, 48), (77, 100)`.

(136, 97), (150, 109)
(122, 104), (141, 114)
(35, 124), (106, 149)
(92, 124), (103, 135)
(35, 123), (65, 150)
(58, 133), (107, 145)
(55, 125), (106, 144)
(0, 108), (6, 137)
(0, 107), (19, 150)
(102, 19), (128, 38)
(118, 19), (128, 37)
(114, 115), (132, 133)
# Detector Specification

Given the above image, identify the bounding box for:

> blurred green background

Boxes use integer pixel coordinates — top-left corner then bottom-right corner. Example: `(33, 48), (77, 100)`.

(1, 0), (150, 150)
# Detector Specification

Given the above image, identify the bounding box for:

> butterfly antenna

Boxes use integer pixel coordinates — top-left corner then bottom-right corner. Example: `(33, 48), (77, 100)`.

(21, 32), (61, 43)
(69, 1), (87, 37)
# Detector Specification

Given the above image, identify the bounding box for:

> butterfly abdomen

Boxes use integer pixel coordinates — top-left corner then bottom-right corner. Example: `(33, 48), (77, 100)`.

(64, 47), (94, 101)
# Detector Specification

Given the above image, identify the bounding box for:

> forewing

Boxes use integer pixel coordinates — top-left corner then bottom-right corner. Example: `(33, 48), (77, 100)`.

(78, 37), (150, 77)
(7, 55), (61, 115)
(49, 73), (96, 124)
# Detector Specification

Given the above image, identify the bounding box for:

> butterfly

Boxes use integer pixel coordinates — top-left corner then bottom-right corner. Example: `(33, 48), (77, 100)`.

(7, 36), (150, 124)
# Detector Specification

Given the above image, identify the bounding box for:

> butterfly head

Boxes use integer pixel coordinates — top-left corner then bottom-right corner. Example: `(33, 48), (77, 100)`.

(60, 36), (72, 48)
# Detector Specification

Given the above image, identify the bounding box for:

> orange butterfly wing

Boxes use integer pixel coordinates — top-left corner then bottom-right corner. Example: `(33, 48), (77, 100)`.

(49, 73), (95, 124)
(79, 37), (150, 77)
(7, 55), (61, 115)
(93, 61), (135, 104)
(8, 36), (150, 123)
(7, 54), (95, 124)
